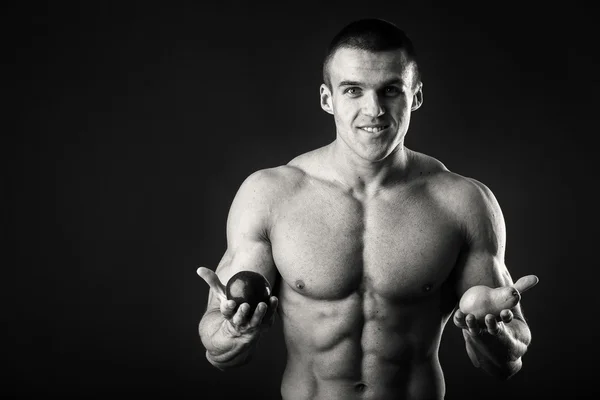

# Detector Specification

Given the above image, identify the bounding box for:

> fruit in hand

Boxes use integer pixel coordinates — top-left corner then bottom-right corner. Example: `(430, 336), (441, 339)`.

(459, 285), (521, 323)
(226, 271), (271, 312)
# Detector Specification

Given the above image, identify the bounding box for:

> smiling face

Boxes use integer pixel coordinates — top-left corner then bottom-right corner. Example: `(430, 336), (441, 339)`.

(321, 47), (423, 162)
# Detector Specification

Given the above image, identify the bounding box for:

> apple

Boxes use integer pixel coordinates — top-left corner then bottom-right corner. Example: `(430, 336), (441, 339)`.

(226, 271), (271, 313)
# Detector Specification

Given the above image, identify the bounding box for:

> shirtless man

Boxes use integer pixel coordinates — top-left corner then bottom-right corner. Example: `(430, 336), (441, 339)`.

(198, 18), (539, 400)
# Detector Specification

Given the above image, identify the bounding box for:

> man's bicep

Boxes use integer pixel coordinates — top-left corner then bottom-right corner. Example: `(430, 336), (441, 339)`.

(215, 240), (277, 293)
(453, 179), (521, 314)
(454, 247), (526, 321)
(454, 247), (514, 297)
(206, 170), (279, 310)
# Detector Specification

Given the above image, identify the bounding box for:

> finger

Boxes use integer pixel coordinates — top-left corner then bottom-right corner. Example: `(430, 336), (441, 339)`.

(453, 309), (468, 329)
(500, 309), (513, 324)
(248, 302), (268, 327)
(220, 299), (238, 319)
(231, 303), (252, 327)
(269, 296), (279, 310)
(465, 314), (482, 336)
(261, 296), (279, 323)
(485, 314), (501, 335)
(513, 275), (539, 294)
(197, 267), (227, 300)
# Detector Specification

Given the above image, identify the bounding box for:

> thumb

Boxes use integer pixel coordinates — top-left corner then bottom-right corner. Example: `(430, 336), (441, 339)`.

(513, 275), (539, 294)
(197, 267), (227, 301)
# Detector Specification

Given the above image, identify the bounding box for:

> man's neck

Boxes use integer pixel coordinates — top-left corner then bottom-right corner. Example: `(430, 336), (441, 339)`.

(327, 140), (412, 196)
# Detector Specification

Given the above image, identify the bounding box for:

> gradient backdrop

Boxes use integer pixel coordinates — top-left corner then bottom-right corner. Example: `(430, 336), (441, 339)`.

(6, 1), (598, 399)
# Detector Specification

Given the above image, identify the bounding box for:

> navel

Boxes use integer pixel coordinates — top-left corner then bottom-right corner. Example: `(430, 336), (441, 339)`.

(355, 383), (367, 393)
(295, 280), (305, 290)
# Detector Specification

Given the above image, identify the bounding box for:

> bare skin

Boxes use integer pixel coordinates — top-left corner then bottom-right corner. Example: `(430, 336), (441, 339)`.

(198, 47), (538, 400)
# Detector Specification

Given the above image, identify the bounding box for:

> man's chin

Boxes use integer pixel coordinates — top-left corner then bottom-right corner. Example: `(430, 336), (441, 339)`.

(356, 147), (396, 163)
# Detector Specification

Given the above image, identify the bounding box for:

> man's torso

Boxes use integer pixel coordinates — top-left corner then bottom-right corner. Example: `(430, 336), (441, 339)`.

(264, 148), (470, 400)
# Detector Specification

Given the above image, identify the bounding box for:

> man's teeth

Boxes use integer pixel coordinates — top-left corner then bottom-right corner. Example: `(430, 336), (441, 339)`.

(361, 126), (386, 133)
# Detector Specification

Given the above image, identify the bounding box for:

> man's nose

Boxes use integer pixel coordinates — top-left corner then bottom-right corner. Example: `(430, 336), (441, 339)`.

(361, 92), (385, 117)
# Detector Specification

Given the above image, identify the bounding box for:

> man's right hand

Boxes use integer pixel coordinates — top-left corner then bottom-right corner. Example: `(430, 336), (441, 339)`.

(197, 267), (279, 357)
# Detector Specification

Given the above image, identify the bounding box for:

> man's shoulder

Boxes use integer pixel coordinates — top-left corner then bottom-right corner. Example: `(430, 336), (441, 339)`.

(236, 146), (330, 207)
(237, 163), (309, 205)
(410, 150), (497, 213)
(241, 164), (306, 192)
(431, 173), (495, 211)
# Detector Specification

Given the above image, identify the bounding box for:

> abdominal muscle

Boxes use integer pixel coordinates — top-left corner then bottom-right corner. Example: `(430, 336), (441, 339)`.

(277, 284), (450, 400)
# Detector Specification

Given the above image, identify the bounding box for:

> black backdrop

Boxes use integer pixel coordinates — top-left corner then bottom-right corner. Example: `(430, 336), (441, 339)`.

(6, 1), (599, 399)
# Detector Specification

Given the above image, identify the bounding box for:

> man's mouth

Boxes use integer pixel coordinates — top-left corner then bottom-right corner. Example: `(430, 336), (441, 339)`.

(359, 125), (389, 133)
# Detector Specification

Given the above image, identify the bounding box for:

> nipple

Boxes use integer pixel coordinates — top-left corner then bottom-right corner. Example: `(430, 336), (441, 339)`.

(423, 283), (432, 292)
(295, 280), (305, 290)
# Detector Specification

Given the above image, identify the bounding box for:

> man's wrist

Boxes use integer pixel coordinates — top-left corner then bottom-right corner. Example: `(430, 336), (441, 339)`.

(206, 350), (228, 371)
(205, 348), (252, 370)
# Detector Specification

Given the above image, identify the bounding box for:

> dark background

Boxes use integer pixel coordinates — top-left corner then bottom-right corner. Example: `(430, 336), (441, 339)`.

(6, 1), (598, 399)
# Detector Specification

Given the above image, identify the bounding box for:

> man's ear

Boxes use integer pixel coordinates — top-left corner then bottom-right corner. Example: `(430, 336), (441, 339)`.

(411, 83), (423, 111)
(320, 84), (334, 115)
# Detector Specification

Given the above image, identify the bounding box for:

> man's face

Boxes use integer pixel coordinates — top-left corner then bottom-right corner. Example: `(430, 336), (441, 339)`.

(321, 47), (422, 162)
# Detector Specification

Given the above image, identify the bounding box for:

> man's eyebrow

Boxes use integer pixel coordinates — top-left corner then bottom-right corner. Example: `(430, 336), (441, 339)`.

(337, 78), (404, 88)
(338, 80), (363, 87)
(381, 78), (403, 86)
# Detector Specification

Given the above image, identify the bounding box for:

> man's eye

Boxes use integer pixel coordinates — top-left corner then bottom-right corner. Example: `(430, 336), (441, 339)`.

(384, 87), (401, 95)
(344, 87), (361, 95)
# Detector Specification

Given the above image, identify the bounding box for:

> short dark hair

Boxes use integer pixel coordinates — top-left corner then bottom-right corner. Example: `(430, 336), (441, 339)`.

(323, 18), (421, 89)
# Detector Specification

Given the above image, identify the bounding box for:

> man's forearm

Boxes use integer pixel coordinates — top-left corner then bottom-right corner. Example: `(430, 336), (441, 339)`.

(199, 309), (257, 371)
(464, 318), (531, 379)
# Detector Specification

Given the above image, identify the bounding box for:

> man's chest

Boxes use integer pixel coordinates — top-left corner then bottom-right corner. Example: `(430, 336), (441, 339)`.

(270, 186), (463, 301)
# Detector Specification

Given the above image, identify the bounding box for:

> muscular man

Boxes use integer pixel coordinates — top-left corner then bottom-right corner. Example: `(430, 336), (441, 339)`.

(198, 18), (538, 400)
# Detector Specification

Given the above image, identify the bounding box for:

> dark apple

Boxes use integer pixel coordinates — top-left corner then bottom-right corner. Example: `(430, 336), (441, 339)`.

(226, 271), (271, 313)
